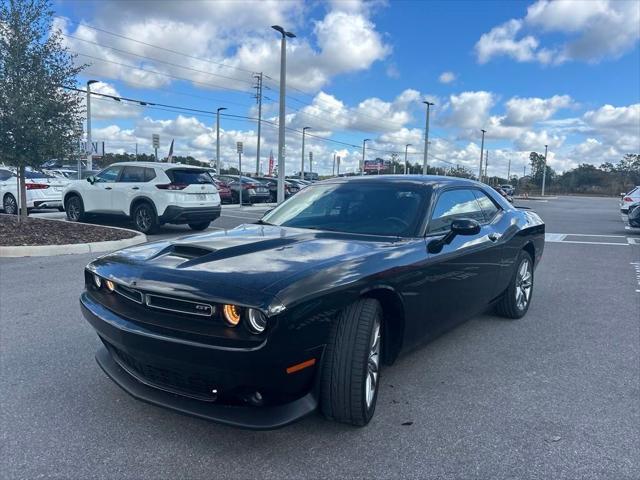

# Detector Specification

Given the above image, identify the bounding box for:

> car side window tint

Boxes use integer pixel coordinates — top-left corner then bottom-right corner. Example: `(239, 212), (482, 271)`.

(474, 190), (500, 222)
(144, 168), (156, 182)
(0, 169), (13, 181)
(428, 189), (484, 234)
(95, 166), (121, 183)
(119, 166), (147, 183)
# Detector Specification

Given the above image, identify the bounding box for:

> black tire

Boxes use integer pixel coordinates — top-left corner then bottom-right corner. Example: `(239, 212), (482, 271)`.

(65, 195), (85, 222)
(320, 298), (383, 426)
(3, 193), (18, 215)
(495, 250), (534, 319)
(132, 202), (158, 234)
(188, 221), (210, 231)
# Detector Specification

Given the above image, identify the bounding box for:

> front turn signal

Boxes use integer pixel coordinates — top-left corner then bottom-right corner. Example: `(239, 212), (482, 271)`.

(223, 304), (241, 326)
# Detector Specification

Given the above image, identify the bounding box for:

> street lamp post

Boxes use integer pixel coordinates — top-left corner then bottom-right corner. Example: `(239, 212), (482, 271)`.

(478, 129), (486, 181)
(404, 144), (411, 174)
(272, 25), (296, 203)
(216, 107), (227, 173)
(541, 144), (548, 196)
(423, 101), (434, 174)
(361, 139), (370, 176)
(301, 126), (310, 180)
(86, 80), (98, 171)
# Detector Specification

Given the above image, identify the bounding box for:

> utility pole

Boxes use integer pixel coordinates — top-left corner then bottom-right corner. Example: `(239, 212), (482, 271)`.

(336, 156), (341, 176)
(86, 80), (98, 171)
(216, 107), (227, 172)
(423, 101), (434, 174)
(484, 150), (488, 183)
(272, 25), (295, 203)
(507, 156), (511, 181)
(361, 139), (370, 175)
(309, 151), (313, 175)
(332, 153), (336, 176)
(237, 142), (243, 206)
(404, 144), (411, 174)
(135, 143), (138, 161)
(301, 126), (310, 180)
(478, 129), (486, 181)
(542, 144), (548, 196)
(253, 73), (263, 175)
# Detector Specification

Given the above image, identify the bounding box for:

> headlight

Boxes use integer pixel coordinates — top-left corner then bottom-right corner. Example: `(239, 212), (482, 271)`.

(93, 274), (102, 289)
(223, 304), (241, 326)
(246, 308), (267, 333)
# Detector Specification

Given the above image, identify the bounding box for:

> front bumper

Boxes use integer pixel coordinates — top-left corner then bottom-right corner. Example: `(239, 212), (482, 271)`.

(80, 293), (320, 429)
(159, 205), (221, 224)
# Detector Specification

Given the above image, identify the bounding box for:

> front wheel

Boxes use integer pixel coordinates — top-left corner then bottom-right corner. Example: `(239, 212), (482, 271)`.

(495, 250), (534, 319)
(188, 221), (210, 231)
(132, 203), (158, 234)
(3, 194), (18, 215)
(320, 298), (382, 426)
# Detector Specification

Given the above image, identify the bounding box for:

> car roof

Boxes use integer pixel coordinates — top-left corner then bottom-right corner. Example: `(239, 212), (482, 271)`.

(109, 162), (209, 170)
(315, 174), (484, 189)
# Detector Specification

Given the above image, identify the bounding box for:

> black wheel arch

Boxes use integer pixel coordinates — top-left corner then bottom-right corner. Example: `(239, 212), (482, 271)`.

(129, 197), (158, 219)
(64, 191), (83, 207)
(360, 286), (405, 365)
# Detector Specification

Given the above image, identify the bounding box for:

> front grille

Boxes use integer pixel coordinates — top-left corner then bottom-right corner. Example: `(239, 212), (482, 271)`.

(145, 293), (214, 317)
(114, 284), (143, 304)
(106, 342), (218, 401)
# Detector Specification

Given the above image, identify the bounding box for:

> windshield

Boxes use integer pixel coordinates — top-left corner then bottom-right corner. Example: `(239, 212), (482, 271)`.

(166, 169), (213, 184)
(262, 182), (428, 237)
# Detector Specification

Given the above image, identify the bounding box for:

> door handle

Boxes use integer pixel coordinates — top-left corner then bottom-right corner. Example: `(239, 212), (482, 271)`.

(131, 187), (140, 190)
(488, 233), (500, 242)
(104, 187), (112, 190)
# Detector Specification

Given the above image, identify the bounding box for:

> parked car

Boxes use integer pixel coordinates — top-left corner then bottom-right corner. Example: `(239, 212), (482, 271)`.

(80, 176), (545, 429)
(63, 162), (221, 233)
(500, 184), (515, 196)
(254, 176), (300, 202)
(495, 186), (514, 203)
(211, 177), (233, 204)
(216, 175), (270, 204)
(627, 201), (640, 228)
(620, 186), (640, 214)
(286, 178), (310, 190)
(0, 168), (68, 213)
(44, 168), (79, 179)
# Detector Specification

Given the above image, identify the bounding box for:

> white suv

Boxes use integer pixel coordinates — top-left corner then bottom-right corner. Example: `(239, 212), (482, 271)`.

(620, 186), (640, 214)
(1, 168), (68, 213)
(63, 162), (221, 233)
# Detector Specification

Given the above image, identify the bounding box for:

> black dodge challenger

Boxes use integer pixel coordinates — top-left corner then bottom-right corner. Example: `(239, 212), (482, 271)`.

(81, 176), (545, 429)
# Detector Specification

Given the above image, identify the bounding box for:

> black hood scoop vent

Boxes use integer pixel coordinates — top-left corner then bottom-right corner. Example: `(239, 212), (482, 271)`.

(169, 245), (216, 259)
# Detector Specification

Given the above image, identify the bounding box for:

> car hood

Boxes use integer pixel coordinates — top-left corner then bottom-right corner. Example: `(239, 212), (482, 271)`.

(89, 224), (404, 310)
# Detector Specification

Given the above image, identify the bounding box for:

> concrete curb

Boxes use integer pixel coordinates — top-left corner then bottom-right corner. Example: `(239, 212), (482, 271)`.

(514, 196), (558, 201)
(0, 221), (147, 258)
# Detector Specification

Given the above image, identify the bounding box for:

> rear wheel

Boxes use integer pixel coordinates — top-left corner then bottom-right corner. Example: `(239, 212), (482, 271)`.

(495, 250), (534, 319)
(65, 195), (84, 222)
(3, 194), (18, 215)
(320, 298), (382, 426)
(188, 221), (210, 231)
(132, 202), (158, 234)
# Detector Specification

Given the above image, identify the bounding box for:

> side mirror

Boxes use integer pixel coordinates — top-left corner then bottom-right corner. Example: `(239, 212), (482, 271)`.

(428, 218), (480, 254)
(86, 176), (95, 185)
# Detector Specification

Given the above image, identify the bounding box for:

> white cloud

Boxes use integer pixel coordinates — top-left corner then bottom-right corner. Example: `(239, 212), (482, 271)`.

(514, 130), (566, 151)
(86, 81), (141, 119)
(443, 91), (495, 129)
(503, 95), (573, 126)
(438, 71), (456, 84)
(475, 0), (640, 65)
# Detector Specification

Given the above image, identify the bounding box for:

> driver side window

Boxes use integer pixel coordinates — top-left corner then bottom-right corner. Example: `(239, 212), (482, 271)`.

(94, 166), (121, 183)
(428, 189), (485, 234)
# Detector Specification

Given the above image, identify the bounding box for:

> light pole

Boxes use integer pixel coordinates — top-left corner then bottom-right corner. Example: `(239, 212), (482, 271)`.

(216, 107), (227, 173)
(541, 144), (548, 196)
(301, 126), (310, 180)
(86, 80), (98, 171)
(423, 101), (434, 174)
(404, 144), (411, 174)
(272, 25), (296, 203)
(361, 139), (370, 176)
(478, 129), (486, 181)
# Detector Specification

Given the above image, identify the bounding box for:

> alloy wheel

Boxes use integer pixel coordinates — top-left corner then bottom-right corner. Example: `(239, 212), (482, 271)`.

(136, 207), (152, 231)
(3, 195), (17, 215)
(515, 259), (532, 310)
(365, 317), (381, 408)
(67, 199), (80, 220)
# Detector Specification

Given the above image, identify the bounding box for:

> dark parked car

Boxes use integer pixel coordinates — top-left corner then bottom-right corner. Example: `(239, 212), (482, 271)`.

(216, 175), (270, 204)
(80, 176), (545, 429)
(254, 176), (300, 202)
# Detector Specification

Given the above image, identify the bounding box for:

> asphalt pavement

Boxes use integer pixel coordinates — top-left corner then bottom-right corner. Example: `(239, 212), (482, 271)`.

(2, 196), (639, 479)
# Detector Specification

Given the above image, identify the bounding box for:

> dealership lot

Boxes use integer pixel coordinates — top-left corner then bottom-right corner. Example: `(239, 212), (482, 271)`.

(2, 196), (638, 479)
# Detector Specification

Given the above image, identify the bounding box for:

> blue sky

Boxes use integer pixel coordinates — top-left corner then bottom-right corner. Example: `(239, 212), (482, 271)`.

(54, 0), (640, 176)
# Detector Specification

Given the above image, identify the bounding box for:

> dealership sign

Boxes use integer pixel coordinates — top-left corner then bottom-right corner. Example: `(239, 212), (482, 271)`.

(364, 159), (389, 171)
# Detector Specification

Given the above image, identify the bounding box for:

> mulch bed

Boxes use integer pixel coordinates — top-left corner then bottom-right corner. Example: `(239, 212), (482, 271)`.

(0, 214), (137, 246)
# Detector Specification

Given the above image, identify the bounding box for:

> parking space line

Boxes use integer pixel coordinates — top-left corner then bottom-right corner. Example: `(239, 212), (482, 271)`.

(556, 240), (629, 246)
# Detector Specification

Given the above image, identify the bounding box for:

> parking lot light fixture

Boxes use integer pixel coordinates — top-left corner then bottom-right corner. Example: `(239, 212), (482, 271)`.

(272, 25), (296, 203)
(479, 129), (486, 181)
(216, 107), (227, 172)
(423, 101), (434, 174)
(361, 139), (370, 176)
(405, 144), (411, 174)
(542, 144), (548, 196)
